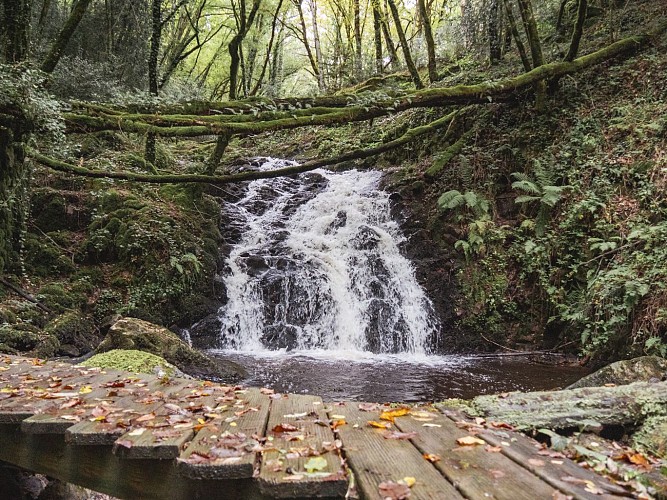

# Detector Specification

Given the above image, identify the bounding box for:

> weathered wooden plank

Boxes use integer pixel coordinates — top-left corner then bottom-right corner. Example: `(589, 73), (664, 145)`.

(440, 410), (630, 499)
(257, 394), (347, 498)
(178, 388), (271, 479)
(65, 377), (192, 445)
(392, 406), (558, 500)
(21, 372), (146, 434)
(112, 381), (230, 460)
(0, 423), (263, 500)
(0, 365), (109, 424)
(332, 403), (463, 500)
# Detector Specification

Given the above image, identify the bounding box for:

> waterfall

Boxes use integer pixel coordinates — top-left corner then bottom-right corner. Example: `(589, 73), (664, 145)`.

(216, 158), (439, 354)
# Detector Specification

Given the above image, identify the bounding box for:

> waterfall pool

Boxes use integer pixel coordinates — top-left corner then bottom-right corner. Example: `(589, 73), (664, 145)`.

(209, 349), (588, 402)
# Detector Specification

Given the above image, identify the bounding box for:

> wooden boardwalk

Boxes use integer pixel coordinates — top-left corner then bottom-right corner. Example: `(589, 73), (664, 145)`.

(0, 355), (631, 499)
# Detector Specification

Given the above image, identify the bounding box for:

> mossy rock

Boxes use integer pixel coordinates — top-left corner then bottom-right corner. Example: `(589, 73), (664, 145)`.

(568, 356), (667, 389)
(97, 317), (245, 382)
(632, 415), (667, 459)
(23, 234), (75, 277)
(43, 311), (99, 357)
(0, 323), (60, 358)
(80, 349), (184, 377)
(35, 284), (85, 313)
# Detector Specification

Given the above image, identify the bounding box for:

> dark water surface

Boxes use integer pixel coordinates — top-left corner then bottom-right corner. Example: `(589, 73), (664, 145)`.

(210, 350), (588, 402)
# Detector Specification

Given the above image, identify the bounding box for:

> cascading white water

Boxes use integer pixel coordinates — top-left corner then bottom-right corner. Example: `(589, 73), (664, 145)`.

(216, 158), (439, 354)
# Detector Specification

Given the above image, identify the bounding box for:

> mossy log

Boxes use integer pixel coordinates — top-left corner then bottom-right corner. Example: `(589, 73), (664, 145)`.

(62, 26), (663, 139)
(29, 110), (459, 185)
(468, 381), (667, 429)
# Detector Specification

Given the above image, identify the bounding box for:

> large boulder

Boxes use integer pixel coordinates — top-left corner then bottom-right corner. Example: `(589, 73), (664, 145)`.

(567, 356), (667, 389)
(96, 317), (245, 382)
(43, 311), (100, 357)
(632, 416), (667, 459)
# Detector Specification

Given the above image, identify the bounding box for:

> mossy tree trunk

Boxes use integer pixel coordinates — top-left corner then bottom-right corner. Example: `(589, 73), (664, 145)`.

(565, 0), (588, 62)
(0, 0), (32, 63)
(387, 0), (424, 89)
(40, 0), (93, 73)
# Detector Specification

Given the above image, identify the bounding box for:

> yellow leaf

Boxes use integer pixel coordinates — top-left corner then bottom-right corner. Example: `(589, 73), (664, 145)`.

(79, 386), (93, 394)
(368, 420), (391, 429)
(423, 453), (441, 462)
(456, 436), (486, 446)
(399, 477), (416, 488)
(379, 407), (409, 422)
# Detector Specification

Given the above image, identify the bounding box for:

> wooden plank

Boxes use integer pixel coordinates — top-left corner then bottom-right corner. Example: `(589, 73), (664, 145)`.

(0, 365), (108, 424)
(331, 403), (463, 500)
(0, 424), (262, 500)
(21, 372), (148, 434)
(112, 380), (231, 460)
(257, 394), (347, 498)
(65, 377), (192, 445)
(392, 406), (558, 500)
(177, 388), (271, 479)
(439, 409), (630, 499)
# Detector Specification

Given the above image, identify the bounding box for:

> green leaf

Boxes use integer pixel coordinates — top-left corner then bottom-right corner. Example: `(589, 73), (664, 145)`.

(511, 180), (540, 195)
(437, 190), (463, 210)
(304, 456), (328, 473)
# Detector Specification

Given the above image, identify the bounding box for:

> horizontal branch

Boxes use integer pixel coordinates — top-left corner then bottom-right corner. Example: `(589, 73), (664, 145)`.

(64, 25), (663, 139)
(29, 110), (460, 185)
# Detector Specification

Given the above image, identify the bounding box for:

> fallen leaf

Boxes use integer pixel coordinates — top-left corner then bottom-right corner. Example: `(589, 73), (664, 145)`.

(423, 453), (441, 463)
(358, 403), (379, 412)
(331, 419), (346, 430)
(304, 456), (327, 473)
(368, 420), (391, 429)
(79, 386), (93, 394)
(528, 458), (545, 467)
(128, 428), (146, 436)
(485, 445), (502, 453)
(456, 436), (485, 446)
(383, 431), (417, 440)
(272, 423), (299, 434)
(380, 407), (409, 423)
(489, 469), (505, 479)
(115, 439), (133, 449)
(399, 477), (416, 488)
(378, 480), (411, 500)
(135, 412), (156, 423)
(421, 423), (441, 428)
(552, 492), (573, 500)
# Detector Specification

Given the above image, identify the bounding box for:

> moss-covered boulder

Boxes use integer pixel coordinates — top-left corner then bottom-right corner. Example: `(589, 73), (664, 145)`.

(632, 415), (667, 459)
(43, 311), (100, 357)
(568, 356), (667, 389)
(80, 349), (185, 377)
(97, 317), (245, 381)
(0, 323), (59, 358)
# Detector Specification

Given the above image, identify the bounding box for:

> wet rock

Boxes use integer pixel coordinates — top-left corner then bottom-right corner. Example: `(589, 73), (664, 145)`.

(261, 324), (299, 350)
(97, 317), (245, 381)
(188, 313), (223, 350)
(567, 356), (667, 389)
(352, 225), (381, 250)
(325, 210), (347, 234)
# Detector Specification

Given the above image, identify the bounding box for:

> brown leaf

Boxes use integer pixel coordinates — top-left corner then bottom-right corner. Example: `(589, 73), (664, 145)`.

(134, 412), (156, 423)
(528, 458), (545, 467)
(368, 420), (392, 429)
(383, 431), (418, 440)
(272, 423), (299, 434)
(485, 445), (502, 453)
(358, 403), (379, 412)
(115, 439), (133, 449)
(378, 480), (411, 500)
(423, 453), (441, 463)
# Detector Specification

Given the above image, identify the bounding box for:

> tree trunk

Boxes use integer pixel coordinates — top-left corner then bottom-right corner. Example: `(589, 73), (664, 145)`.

(417, 0), (437, 82)
(353, 0), (362, 81)
(145, 0), (162, 166)
(373, 0), (399, 71)
(565, 0), (588, 61)
(516, 0), (546, 108)
(502, 0), (531, 72)
(1, 0), (32, 63)
(469, 381), (667, 430)
(250, 0), (284, 96)
(488, 0), (501, 65)
(309, 0), (326, 92)
(228, 0), (262, 100)
(387, 0), (424, 89)
(295, 0), (320, 88)
(372, 3), (383, 75)
(40, 0), (93, 73)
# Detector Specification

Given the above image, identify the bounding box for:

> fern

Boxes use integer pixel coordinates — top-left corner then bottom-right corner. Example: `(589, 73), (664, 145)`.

(437, 190), (464, 210)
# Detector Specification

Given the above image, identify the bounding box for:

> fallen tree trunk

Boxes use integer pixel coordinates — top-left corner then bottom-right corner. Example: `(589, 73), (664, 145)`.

(62, 26), (664, 139)
(466, 381), (667, 429)
(29, 110), (461, 185)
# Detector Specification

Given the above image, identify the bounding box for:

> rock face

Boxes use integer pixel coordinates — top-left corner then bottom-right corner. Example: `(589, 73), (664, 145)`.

(96, 317), (245, 381)
(567, 356), (667, 389)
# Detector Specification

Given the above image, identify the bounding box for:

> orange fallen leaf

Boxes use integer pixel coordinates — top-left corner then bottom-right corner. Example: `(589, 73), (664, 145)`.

(331, 419), (346, 430)
(423, 453), (441, 463)
(485, 445), (502, 453)
(489, 469), (505, 479)
(379, 407), (409, 423)
(456, 436), (485, 446)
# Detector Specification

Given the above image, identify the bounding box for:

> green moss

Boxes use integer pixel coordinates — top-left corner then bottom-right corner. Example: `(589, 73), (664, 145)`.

(44, 311), (97, 354)
(0, 323), (60, 357)
(23, 233), (75, 277)
(80, 349), (179, 376)
(36, 283), (83, 313)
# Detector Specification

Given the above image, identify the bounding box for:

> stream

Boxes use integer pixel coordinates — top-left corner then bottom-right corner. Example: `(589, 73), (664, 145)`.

(190, 159), (587, 401)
